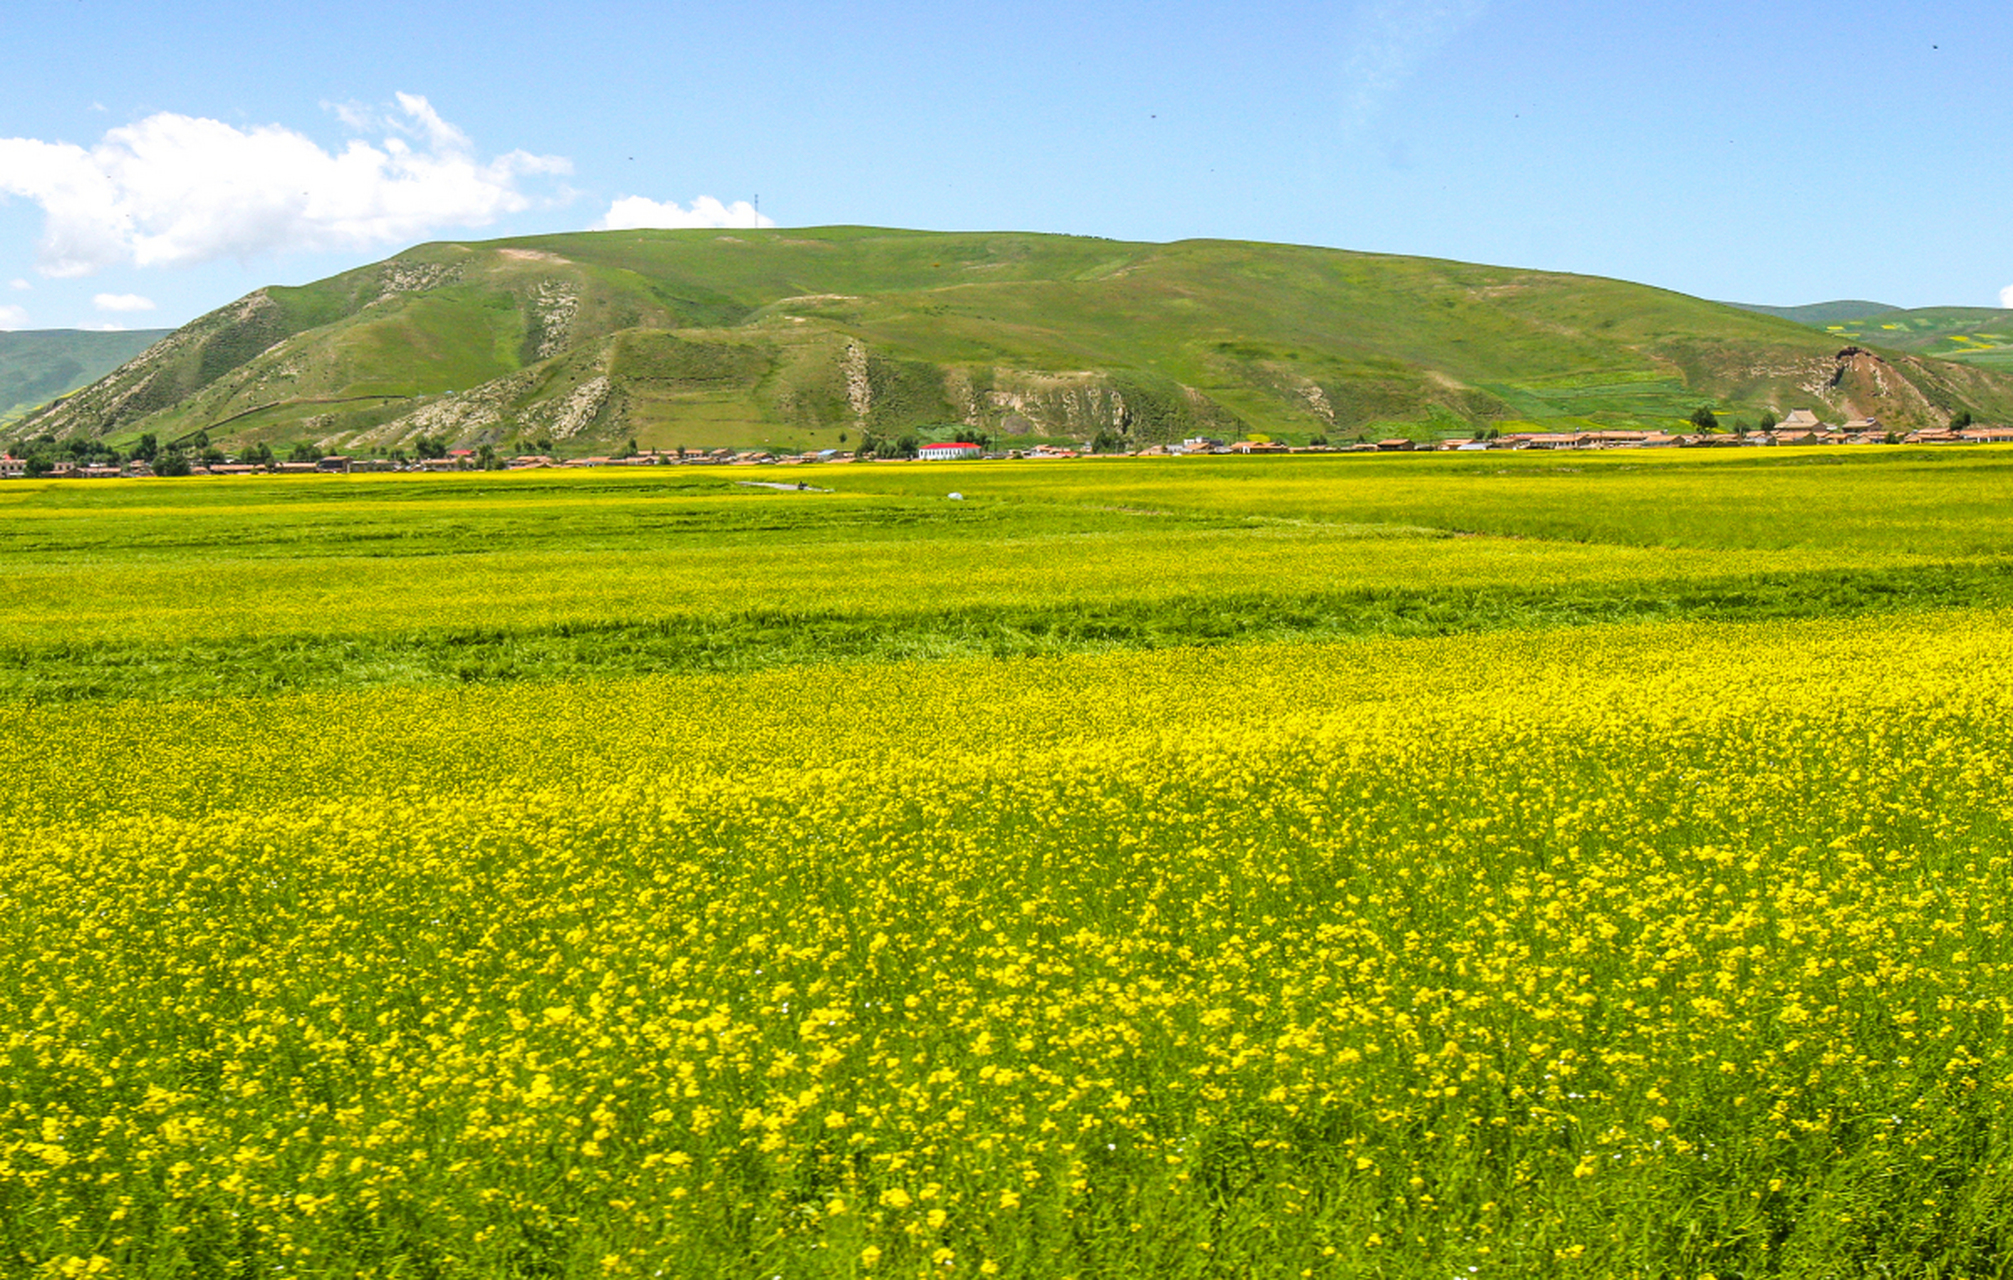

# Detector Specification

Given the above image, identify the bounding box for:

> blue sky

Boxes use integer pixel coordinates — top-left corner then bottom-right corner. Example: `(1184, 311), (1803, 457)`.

(1, 0), (2006, 330)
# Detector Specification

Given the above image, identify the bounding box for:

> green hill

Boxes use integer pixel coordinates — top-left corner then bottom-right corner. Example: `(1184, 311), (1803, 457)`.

(1805, 307), (2013, 374)
(1732, 300), (2013, 375)
(14, 229), (2013, 454)
(0, 328), (174, 428)
(1725, 300), (1901, 327)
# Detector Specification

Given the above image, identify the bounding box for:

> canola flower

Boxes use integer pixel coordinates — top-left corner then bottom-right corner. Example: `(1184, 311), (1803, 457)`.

(5, 457), (2011, 652)
(0, 509), (1944, 651)
(4, 612), (2013, 1276)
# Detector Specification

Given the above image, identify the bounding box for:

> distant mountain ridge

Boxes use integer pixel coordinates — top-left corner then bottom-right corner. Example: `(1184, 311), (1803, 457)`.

(16, 229), (2013, 453)
(1732, 300), (2013, 375)
(0, 329), (175, 427)
(1725, 300), (1902, 326)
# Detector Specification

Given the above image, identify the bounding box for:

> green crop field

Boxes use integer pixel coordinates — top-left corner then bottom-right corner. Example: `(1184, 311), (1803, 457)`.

(6, 450), (2013, 1278)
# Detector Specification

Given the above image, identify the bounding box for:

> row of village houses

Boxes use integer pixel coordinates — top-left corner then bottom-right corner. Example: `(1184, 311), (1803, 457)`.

(1205, 411), (2013, 455)
(6, 412), (2013, 479)
(1146, 413), (2012, 456)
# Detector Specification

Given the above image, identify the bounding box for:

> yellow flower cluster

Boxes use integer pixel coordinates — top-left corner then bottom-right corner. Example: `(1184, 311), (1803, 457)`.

(4, 611), (2012, 1276)
(0, 512), (1927, 650)
(0, 461), (1972, 651)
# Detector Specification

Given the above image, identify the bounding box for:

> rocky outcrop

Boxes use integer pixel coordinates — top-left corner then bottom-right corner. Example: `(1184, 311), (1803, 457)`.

(1812, 347), (1952, 430)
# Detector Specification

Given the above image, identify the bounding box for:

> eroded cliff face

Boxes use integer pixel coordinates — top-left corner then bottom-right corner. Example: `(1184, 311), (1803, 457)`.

(1812, 347), (1943, 427)
(335, 350), (1238, 453)
(1668, 340), (1984, 431)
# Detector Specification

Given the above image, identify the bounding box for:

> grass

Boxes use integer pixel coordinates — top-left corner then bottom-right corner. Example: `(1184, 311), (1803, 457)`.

(329, 290), (526, 393)
(9, 561), (2013, 703)
(9, 454), (2013, 1276)
(2, 450), (2012, 700)
(819, 448), (2013, 552)
(0, 328), (171, 424)
(1757, 302), (2013, 368)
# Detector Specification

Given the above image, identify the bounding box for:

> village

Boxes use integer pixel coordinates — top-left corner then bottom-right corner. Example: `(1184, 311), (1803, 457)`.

(3, 409), (2010, 479)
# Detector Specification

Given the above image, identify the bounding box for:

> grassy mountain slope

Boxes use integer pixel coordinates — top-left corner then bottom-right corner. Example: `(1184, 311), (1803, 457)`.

(1734, 300), (2013, 375)
(0, 328), (174, 428)
(18, 229), (2013, 453)
(1726, 300), (1901, 326)
(1806, 307), (2013, 374)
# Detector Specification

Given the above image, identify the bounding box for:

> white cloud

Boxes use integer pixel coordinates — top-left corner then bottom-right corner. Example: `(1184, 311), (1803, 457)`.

(2000, 284), (2013, 309)
(326, 93), (473, 153)
(8, 278), (28, 290)
(0, 303), (26, 328)
(93, 292), (155, 312)
(327, 100), (382, 134)
(592, 195), (773, 232)
(0, 93), (571, 277)
(1340, 0), (1490, 136)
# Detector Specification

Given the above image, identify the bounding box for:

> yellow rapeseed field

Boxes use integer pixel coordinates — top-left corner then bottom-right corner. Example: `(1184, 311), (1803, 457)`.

(6, 609), (2013, 1276)
(0, 508), (1941, 650)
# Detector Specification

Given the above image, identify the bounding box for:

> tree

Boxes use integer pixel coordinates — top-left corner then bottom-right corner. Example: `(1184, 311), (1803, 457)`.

(1758, 410), (1777, 432)
(62, 436), (122, 466)
(1689, 405), (1721, 433)
(1952, 409), (1974, 430)
(133, 433), (158, 462)
(620, 437), (638, 459)
(477, 443), (498, 470)
(289, 440), (321, 463)
(414, 435), (449, 460)
(1309, 434), (1329, 447)
(246, 441), (275, 466)
(153, 447), (192, 477)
